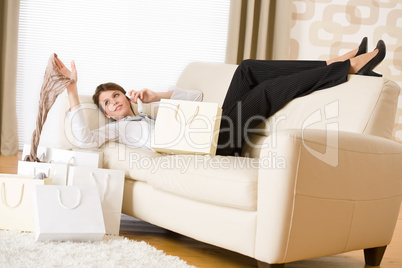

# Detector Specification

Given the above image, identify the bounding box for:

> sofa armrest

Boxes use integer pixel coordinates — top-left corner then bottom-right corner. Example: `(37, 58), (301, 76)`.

(254, 129), (402, 264)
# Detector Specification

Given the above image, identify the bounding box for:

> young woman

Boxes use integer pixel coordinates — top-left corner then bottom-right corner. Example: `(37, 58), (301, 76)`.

(56, 38), (386, 156)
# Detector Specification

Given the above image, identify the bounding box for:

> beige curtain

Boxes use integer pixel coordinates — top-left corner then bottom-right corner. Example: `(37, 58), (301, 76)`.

(226, 0), (292, 64)
(0, 0), (20, 155)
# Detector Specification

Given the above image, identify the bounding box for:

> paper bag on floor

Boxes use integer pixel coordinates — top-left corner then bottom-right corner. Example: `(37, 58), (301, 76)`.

(67, 166), (125, 235)
(34, 185), (105, 241)
(0, 174), (52, 231)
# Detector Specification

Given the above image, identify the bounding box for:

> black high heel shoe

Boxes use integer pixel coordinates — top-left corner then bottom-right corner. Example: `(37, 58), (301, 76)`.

(356, 40), (386, 77)
(356, 37), (367, 57)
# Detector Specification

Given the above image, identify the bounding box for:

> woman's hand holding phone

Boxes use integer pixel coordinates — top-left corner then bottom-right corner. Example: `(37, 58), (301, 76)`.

(127, 88), (160, 104)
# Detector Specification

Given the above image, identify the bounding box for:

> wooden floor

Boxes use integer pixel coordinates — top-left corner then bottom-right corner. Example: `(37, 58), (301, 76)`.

(1, 153), (402, 268)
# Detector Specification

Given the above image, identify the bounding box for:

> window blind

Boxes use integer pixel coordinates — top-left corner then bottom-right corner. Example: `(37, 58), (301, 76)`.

(16, 0), (230, 149)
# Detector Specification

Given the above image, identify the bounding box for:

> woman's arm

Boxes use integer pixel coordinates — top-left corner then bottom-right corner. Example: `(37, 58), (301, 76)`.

(66, 83), (81, 111)
(169, 86), (203, 102)
(128, 88), (173, 104)
(128, 87), (202, 103)
(55, 55), (117, 148)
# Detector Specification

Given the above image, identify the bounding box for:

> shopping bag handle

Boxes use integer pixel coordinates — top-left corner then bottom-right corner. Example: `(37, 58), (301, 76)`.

(1, 182), (25, 209)
(67, 156), (75, 165)
(56, 188), (81, 210)
(38, 152), (46, 162)
(90, 172), (110, 202)
(175, 104), (199, 125)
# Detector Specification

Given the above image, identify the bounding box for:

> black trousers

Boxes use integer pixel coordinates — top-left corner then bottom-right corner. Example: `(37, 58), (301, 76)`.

(216, 59), (351, 156)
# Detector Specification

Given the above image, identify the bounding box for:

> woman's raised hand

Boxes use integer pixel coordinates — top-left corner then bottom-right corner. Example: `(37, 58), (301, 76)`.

(55, 54), (80, 110)
(54, 54), (77, 83)
(127, 88), (160, 104)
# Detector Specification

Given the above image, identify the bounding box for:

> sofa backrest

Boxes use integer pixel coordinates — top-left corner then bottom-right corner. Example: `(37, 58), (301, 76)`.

(176, 62), (401, 140)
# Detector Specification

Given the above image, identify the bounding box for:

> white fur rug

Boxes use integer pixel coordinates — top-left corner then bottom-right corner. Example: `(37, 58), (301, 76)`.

(0, 230), (196, 268)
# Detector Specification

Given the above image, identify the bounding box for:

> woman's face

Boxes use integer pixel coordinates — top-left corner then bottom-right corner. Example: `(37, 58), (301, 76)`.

(99, 90), (134, 120)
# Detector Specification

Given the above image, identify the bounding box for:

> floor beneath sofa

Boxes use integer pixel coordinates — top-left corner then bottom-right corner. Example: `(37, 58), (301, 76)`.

(119, 213), (402, 268)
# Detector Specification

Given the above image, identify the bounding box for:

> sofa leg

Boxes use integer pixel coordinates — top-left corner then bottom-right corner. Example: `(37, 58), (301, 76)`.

(364, 246), (387, 266)
(257, 261), (284, 268)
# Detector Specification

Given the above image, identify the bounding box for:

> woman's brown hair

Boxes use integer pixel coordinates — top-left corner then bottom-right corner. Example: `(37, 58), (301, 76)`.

(92, 82), (133, 117)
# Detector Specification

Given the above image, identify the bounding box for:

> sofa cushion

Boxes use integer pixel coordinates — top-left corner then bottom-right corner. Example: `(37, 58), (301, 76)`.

(100, 143), (259, 211)
(146, 155), (259, 211)
(100, 142), (163, 182)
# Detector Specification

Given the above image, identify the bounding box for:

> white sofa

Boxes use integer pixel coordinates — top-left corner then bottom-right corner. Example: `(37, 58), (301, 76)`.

(60, 62), (402, 267)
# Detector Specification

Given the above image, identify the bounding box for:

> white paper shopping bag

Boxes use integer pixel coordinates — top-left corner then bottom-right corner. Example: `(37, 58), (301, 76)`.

(22, 144), (103, 168)
(67, 166), (125, 235)
(152, 99), (222, 155)
(34, 185), (105, 242)
(17, 161), (68, 185)
(0, 174), (52, 231)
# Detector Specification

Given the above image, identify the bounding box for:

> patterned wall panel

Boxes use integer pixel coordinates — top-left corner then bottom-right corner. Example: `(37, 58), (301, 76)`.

(291, 0), (402, 142)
